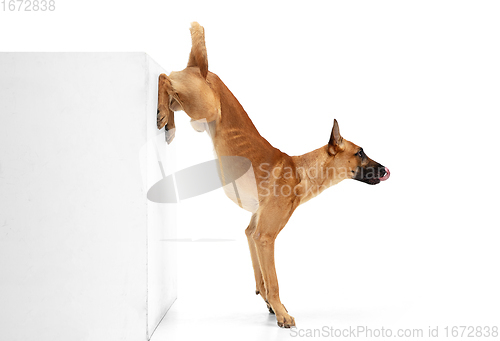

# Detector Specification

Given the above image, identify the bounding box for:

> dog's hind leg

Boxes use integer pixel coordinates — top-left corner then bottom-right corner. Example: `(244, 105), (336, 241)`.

(253, 207), (296, 328)
(245, 214), (275, 313)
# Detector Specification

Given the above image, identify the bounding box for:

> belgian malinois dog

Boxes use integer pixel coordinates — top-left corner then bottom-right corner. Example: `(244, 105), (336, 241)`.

(157, 22), (390, 328)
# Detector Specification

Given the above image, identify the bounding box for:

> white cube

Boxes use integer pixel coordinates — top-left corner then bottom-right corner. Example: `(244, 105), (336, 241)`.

(0, 53), (176, 341)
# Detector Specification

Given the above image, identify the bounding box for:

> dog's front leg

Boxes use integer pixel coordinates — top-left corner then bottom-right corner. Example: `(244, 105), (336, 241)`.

(157, 73), (176, 144)
(245, 214), (275, 312)
(253, 208), (295, 328)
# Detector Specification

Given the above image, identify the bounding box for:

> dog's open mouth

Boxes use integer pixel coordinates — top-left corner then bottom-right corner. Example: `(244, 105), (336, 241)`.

(379, 167), (390, 181)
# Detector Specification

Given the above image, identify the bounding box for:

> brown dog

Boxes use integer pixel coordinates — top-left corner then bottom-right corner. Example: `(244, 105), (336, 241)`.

(157, 22), (390, 328)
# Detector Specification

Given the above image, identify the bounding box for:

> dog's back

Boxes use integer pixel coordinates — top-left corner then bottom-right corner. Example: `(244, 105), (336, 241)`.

(165, 23), (295, 212)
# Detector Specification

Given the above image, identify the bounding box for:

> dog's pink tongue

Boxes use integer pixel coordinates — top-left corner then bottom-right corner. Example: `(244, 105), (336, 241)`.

(380, 167), (390, 181)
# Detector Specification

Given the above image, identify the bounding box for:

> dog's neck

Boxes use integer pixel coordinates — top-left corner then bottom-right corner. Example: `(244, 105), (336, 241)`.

(292, 146), (345, 204)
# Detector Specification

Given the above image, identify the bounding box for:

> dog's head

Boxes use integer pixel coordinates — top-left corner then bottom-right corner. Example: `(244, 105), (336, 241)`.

(327, 119), (390, 185)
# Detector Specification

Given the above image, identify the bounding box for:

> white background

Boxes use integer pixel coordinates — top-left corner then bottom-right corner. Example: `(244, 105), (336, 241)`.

(2, 1), (499, 340)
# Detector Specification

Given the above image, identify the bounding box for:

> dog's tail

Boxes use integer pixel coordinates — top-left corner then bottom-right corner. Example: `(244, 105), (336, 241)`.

(187, 22), (208, 79)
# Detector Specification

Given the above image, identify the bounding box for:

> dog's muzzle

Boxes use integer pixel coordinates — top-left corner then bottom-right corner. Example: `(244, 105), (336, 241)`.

(354, 165), (390, 185)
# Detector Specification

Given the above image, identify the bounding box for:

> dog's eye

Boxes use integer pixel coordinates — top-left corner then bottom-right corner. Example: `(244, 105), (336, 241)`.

(357, 150), (364, 158)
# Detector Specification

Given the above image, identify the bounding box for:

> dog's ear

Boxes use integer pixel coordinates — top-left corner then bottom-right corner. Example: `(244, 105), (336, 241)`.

(328, 119), (344, 155)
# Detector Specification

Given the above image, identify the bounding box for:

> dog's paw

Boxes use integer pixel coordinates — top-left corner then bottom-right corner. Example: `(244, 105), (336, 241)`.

(270, 303), (295, 328)
(165, 127), (176, 145)
(157, 107), (169, 129)
(276, 312), (296, 328)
